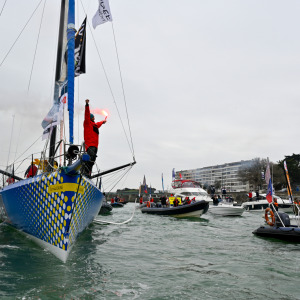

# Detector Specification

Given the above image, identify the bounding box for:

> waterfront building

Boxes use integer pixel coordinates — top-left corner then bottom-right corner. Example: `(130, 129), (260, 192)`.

(177, 160), (255, 192)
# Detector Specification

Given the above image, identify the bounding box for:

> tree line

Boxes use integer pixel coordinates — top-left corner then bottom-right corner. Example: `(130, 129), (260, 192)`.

(237, 154), (300, 191)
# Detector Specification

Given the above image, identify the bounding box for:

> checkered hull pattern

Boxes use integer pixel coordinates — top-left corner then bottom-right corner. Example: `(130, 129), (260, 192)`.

(0, 170), (103, 254)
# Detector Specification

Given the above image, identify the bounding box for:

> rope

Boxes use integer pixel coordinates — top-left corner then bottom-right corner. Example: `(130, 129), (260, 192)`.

(111, 22), (135, 158)
(97, 165), (134, 193)
(79, 0), (135, 159)
(0, 0), (7, 16)
(6, 115), (15, 168)
(0, 0), (44, 68)
(28, 0), (47, 91)
(94, 200), (137, 225)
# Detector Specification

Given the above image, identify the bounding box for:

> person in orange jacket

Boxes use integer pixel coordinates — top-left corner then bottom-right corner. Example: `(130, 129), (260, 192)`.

(83, 99), (107, 177)
(24, 163), (38, 178)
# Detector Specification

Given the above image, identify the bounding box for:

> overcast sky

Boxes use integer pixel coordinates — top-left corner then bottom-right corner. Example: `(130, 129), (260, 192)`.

(0, 0), (299, 192)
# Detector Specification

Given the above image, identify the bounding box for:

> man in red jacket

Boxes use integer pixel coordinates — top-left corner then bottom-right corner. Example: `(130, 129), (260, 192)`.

(83, 99), (107, 177)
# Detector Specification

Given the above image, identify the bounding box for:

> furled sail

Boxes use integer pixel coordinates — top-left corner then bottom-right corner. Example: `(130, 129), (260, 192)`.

(41, 0), (68, 134)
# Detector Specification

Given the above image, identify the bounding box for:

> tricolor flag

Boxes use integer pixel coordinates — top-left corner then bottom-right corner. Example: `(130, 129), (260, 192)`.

(266, 178), (273, 204)
(265, 159), (272, 203)
(92, 0), (113, 29)
(74, 17), (87, 77)
(143, 175), (147, 194)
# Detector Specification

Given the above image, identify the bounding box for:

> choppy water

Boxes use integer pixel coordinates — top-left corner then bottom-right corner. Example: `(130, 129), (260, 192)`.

(0, 203), (299, 299)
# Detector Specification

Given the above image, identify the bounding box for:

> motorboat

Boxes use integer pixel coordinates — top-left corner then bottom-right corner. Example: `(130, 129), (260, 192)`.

(209, 198), (245, 216)
(111, 202), (124, 208)
(98, 201), (113, 215)
(242, 194), (293, 213)
(169, 180), (212, 203)
(253, 208), (300, 242)
(141, 200), (209, 218)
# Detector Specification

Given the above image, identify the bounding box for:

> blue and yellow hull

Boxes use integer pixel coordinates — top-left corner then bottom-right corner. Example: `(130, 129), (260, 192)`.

(0, 169), (103, 262)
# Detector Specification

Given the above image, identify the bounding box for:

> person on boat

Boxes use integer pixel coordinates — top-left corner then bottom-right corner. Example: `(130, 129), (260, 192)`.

(222, 187), (226, 196)
(174, 198), (179, 207)
(6, 177), (15, 185)
(248, 191), (252, 200)
(212, 195), (219, 206)
(160, 196), (167, 207)
(273, 198), (279, 211)
(210, 185), (215, 196)
(255, 190), (260, 201)
(24, 162), (38, 178)
(183, 196), (189, 205)
(139, 196), (143, 205)
(83, 99), (107, 177)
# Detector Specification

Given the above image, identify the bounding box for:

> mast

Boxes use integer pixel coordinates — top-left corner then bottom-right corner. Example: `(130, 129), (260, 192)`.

(67, 0), (75, 144)
(48, 0), (67, 169)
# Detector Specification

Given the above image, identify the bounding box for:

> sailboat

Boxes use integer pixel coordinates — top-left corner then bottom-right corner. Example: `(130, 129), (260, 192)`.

(0, 0), (135, 262)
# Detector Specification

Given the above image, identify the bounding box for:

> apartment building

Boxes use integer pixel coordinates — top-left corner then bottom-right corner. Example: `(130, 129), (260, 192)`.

(177, 160), (254, 192)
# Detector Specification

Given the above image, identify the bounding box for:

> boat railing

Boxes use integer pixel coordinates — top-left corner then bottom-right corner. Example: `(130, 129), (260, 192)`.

(0, 139), (89, 189)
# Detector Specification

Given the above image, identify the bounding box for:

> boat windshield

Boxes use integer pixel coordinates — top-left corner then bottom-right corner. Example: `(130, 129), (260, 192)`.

(172, 180), (201, 189)
(181, 192), (207, 196)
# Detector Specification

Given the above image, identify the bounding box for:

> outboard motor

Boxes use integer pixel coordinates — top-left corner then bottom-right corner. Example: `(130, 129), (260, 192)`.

(275, 212), (290, 227)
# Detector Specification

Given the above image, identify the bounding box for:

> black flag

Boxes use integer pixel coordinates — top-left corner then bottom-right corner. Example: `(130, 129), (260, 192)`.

(74, 17), (86, 77)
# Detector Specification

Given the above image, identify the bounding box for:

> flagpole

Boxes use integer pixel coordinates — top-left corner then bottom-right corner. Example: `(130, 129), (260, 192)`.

(139, 182), (141, 197)
(266, 158), (285, 227)
(284, 161), (299, 217)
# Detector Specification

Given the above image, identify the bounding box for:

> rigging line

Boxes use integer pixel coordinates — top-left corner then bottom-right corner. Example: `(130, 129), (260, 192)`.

(90, 27), (133, 157)
(77, 78), (80, 145)
(105, 166), (133, 193)
(0, 0), (44, 68)
(0, 0), (7, 16)
(77, 0), (80, 145)
(14, 140), (47, 173)
(111, 22), (135, 158)
(94, 199), (137, 225)
(99, 168), (129, 192)
(79, 0), (134, 157)
(99, 165), (131, 183)
(28, 0), (47, 92)
(13, 119), (23, 162)
(6, 114), (15, 168)
(13, 133), (43, 164)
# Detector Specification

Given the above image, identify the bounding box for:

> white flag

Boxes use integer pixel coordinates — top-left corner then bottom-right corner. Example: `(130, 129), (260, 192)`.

(92, 0), (113, 29)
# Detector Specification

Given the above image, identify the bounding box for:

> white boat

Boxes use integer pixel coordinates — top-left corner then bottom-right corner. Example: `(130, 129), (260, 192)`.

(209, 199), (245, 216)
(242, 194), (293, 213)
(169, 179), (212, 203)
